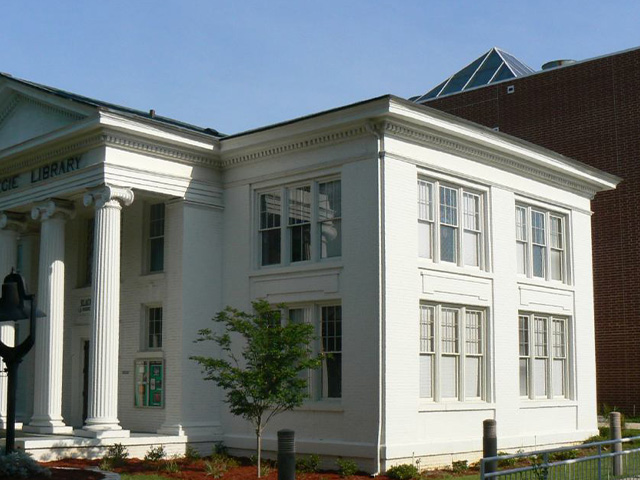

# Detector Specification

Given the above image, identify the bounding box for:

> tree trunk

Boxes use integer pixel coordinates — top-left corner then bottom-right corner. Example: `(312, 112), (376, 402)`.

(257, 428), (262, 477)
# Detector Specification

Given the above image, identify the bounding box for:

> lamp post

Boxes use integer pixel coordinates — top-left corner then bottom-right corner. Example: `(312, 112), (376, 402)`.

(0, 270), (44, 453)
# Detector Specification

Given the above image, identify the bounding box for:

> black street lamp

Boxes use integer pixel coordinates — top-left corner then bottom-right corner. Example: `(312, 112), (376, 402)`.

(0, 270), (44, 453)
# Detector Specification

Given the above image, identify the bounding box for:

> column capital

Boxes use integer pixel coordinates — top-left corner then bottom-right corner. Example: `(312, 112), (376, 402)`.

(83, 186), (134, 210)
(0, 212), (28, 233)
(31, 199), (75, 222)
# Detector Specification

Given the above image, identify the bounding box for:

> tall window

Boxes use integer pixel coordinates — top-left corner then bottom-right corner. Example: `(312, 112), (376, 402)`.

(287, 304), (342, 399)
(148, 203), (165, 272)
(78, 217), (95, 287)
(288, 186), (311, 262)
(418, 179), (485, 268)
(420, 304), (485, 402)
(145, 306), (163, 350)
(259, 191), (282, 266)
(318, 180), (341, 259)
(321, 305), (342, 398)
(259, 179), (341, 266)
(516, 205), (567, 282)
(519, 313), (569, 399)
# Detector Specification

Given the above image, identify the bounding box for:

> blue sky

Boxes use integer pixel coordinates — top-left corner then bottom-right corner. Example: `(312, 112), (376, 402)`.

(2, 1), (639, 134)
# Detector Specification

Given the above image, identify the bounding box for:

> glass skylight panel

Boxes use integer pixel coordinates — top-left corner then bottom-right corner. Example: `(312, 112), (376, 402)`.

(440, 55), (486, 96)
(412, 48), (535, 102)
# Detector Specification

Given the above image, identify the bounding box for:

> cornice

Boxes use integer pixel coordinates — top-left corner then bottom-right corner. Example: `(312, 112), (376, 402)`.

(102, 133), (218, 168)
(220, 124), (370, 169)
(380, 120), (600, 197)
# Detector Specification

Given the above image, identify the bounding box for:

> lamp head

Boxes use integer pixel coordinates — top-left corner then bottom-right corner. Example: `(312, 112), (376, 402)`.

(0, 270), (45, 322)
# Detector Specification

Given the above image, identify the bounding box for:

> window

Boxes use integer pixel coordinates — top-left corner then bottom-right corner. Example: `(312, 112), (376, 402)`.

(144, 306), (163, 350)
(259, 179), (341, 266)
(148, 203), (165, 272)
(519, 313), (569, 399)
(77, 217), (94, 287)
(420, 304), (485, 401)
(135, 359), (163, 407)
(418, 179), (484, 268)
(287, 304), (342, 399)
(516, 205), (567, 282)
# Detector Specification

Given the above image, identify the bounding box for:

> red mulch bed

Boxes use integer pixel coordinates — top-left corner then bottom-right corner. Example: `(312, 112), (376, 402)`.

(43, 457), (399, 480)
(41, 457), (478, 480)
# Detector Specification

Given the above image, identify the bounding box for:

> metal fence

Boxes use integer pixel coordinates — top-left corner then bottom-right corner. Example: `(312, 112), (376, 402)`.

(480, 435), (640, 480)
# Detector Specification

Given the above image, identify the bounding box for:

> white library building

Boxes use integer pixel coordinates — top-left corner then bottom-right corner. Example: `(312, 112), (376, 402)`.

(0, 72), (619, 470)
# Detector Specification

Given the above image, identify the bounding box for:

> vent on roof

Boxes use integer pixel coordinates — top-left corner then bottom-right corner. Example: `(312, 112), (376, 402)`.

(541, 59), (576, 71)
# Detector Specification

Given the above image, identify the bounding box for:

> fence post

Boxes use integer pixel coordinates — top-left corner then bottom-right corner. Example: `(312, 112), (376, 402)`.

(278, 429), (296, 480)
(483, 419), (497, 478)
(610, 411), (622, 477)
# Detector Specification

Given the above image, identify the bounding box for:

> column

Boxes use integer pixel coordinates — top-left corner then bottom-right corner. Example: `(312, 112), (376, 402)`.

(0, 212), (26, 429)
(78, 186), (133, 438)
(24, 200), (74, 434)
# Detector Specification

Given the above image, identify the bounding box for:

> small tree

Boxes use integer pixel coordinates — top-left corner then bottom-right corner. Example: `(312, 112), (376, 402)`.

(191, 300), (322, 477)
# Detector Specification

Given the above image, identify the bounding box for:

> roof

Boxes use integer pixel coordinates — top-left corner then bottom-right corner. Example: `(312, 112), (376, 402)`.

(0, 72), (223, 137)
(411, 47), (535, 103)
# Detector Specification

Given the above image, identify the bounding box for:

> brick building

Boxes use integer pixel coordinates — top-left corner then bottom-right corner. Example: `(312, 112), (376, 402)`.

(419, 46), (640, 414)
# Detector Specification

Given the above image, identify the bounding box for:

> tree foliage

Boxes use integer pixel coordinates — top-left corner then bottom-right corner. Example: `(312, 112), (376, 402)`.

(191, 300), (322, 477)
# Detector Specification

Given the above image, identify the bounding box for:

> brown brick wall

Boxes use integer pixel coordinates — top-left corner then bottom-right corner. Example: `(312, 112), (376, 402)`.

(427, 48), (640, 413)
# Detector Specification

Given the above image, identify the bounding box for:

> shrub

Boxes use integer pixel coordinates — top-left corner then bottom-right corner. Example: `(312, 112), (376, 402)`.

(100, 443), (129, 470)
(144, 444), (166, 463)
(0, 451), (51, 479)
(336, 458), (358, 477)
(296, 454), (321, 473)
(213, 441), (228, 456)
(205, 460), (226, 478)
(451, 460), (468, 473)
(185, 444), (201, 461)
(163, 456), (181, 473)
(497, 451), (517, 468)
(551, 449), (579, 461)
(386, 463), (420, 480)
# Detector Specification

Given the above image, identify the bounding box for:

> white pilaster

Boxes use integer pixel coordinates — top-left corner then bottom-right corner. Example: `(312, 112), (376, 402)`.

(0, 212), (25, 429)
(78, 186), (133, 439)
(24, 200), (74, 434)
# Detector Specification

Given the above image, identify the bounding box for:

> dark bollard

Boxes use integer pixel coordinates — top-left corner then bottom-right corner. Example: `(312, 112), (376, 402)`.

(278, 429), (296, 480)
(483, 419), (497, 476)
(610, 412), (623, 477)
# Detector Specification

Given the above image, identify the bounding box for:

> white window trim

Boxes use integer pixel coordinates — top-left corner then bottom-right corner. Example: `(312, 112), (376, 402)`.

(418, 177), (488, 271)
(257, 177), (341, 268)
(516, 203), (571, 284)
(519, 312), (572, 401)
(420, 303), (488, 403)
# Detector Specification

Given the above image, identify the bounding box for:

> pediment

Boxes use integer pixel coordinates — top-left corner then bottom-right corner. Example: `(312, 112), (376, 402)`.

(0, 91), (90, 152)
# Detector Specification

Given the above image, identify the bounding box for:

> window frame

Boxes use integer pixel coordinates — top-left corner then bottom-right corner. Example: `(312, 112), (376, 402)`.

(518, 312), (571, 400)
(515, 204), (569, 283)
(285, 303), (342, 401)
(257, 177), (341, 268)
(142, 305), (163, 351)
(146, 202), (165, 274)
(419, 303), (487, 403)
(418, 178), (487, 270)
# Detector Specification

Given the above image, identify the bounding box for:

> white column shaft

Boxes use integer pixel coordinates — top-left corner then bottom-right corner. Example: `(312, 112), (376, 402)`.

(85, 200), (123, 430)
(0, 229), (18, 426)
(29, 217), (70, 430)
